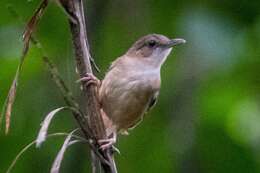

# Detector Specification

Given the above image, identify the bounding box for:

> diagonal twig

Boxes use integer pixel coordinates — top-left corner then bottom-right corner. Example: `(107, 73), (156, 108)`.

(6, 132), (86, 173)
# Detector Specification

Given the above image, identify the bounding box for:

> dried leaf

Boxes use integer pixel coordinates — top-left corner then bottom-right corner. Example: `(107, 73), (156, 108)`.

(36, 107), (67, 148)
(5, 80), (17, 134)
(1, 0), (49, 134)
(0, 70), (19, 134)
(22, 0), (48, 55)
(50, 129), (78, 173)
(68, 140), (81, 146)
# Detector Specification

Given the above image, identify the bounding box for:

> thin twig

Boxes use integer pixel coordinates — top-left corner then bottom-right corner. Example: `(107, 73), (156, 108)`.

(6, 132), (85, 173)
(42, 57), (79, 109)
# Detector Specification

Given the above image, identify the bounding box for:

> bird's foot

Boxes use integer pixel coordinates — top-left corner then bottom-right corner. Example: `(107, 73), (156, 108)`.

(98, 137), (116, 151)
(98, 132), (118, 152)
(76, 73), (101, 88)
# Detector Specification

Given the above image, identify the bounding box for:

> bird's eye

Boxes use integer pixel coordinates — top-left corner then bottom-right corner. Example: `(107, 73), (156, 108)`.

(147, 40), (157, 48)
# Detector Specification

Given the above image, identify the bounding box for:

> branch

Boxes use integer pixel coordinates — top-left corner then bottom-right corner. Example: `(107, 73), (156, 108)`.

(59, 1), (117, 172)
(60, 0), (106, 139)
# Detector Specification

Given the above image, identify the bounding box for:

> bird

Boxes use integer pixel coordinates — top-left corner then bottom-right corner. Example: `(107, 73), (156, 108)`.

(80, 34), (185, 149)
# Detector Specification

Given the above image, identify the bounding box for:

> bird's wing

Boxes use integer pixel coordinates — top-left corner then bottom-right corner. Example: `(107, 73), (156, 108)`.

(128, 91), (159, 131)
(146, 91), (159, 113)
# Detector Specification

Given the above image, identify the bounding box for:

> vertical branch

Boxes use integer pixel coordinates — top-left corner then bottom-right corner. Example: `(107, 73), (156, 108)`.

(59, 0), (117, 172)
(60, 0), (105, 140)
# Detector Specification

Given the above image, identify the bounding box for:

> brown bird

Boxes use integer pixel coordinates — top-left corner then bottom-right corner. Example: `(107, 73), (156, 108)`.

(81, 34), (185, 149)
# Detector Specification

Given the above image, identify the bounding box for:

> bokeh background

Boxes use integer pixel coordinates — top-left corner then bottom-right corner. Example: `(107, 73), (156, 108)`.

(1, 0), (260, 172)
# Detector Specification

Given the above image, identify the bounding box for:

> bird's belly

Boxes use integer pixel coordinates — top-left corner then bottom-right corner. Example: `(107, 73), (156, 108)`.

(101, 79), (157, 131)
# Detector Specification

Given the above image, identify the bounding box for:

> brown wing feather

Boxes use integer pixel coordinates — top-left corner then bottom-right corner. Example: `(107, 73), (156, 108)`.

(146, 91), (159, 113)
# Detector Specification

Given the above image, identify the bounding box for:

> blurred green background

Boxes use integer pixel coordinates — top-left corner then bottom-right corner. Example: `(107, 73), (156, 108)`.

(1, 0), (260, 172)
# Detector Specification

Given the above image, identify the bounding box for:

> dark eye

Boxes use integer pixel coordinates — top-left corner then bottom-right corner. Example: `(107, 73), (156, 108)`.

(147, 40), (157, 48)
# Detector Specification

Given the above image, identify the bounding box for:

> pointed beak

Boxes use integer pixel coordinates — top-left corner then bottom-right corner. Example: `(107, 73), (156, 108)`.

(166, 38), (186, 48)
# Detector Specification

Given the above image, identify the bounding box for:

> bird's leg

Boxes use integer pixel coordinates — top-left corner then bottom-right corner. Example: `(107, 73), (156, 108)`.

(76, 73), (101, 88)
(77, 74), (119, 152)
(98, 132), (117, 151)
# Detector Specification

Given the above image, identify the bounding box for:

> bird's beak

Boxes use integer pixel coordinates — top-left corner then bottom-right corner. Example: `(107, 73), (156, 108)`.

(166, 38), (186, 48)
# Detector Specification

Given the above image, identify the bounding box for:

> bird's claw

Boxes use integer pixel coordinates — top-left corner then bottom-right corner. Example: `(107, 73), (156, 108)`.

(76, 73), (100, 88)
(98, 137), (116, 151)
(112, 145), (120, 155)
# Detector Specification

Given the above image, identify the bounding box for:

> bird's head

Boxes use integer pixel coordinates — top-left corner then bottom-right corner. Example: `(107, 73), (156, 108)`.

(126, 34), (186, 68)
